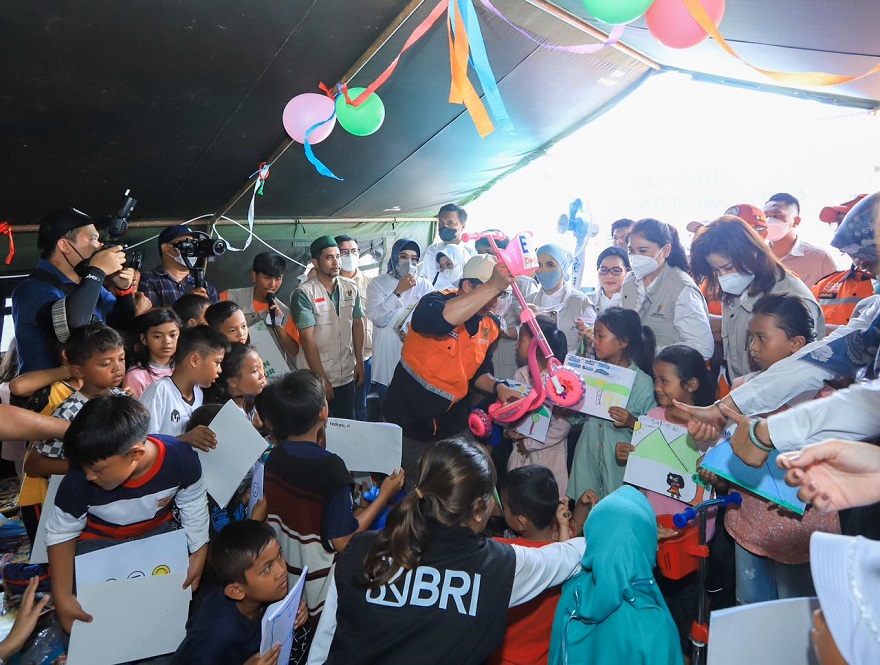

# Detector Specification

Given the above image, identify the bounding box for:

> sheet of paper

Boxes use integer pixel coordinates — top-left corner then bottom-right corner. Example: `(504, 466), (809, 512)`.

(325, 419), (402, 475)
(29, 474), (63, 564)
(624, 416), (706, 505)
(261, 567), (308, 665)
(75, 529), (189, 588)
(247, 460), (265, 519)
(701, 432), (806, 515)
(249, 320), (292, 380)
(514, 403), (552, 444)
(708, 597), (819, 665)
(198, 400), (270, 507)
(563, 353), (637, 420)
(67, 573), (191, 665)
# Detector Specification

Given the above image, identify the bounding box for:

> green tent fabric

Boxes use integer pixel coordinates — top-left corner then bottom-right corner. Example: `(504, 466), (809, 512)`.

(549, 485), (682, 665)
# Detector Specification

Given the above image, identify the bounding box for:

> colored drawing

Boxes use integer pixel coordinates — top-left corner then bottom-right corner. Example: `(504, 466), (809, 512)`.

(623, 416), (706, 505)
(515, 403), (551, 444)
(564, 353), (636, 420)
(152, 565), (171, 576)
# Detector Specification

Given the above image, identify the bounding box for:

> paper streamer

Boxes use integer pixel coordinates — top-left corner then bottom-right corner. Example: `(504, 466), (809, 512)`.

(681, 0), (880, 87)
(448, 0), (495, 136)
(304, 110), (344, 181)
(0, 222), (15, 265)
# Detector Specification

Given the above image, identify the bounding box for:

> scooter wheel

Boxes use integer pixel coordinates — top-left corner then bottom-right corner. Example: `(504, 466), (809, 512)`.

(468, 409), (493, 438)
(546, 369), (586, 408)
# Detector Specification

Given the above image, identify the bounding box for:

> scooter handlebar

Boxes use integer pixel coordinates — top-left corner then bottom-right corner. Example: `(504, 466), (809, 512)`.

(672, 492), (742, 529)
(461, 231), (507, 243)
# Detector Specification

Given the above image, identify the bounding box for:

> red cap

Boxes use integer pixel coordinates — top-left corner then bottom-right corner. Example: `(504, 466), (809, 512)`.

(724, 204), (767, 229)
(819, 194), (868, 223)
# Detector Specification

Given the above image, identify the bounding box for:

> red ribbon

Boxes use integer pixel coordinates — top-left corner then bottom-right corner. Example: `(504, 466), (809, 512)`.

(0, 222), (15, 265)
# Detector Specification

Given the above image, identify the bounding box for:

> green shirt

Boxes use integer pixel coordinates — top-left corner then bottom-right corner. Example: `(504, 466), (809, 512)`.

(292, 279), (364, 330)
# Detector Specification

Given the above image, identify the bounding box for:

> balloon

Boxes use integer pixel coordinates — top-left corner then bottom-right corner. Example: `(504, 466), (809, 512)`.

(581, 0), (655, 25)
(335, 87), (386, 137)
(646, 0), (725, 49)
(282, 93), (336, 144)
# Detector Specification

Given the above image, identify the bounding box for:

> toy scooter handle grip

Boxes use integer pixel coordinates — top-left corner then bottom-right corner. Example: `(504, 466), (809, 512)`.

(461, 231), (506, 243)
(673, 508), (697, 529)
(672, 492), (742, 528)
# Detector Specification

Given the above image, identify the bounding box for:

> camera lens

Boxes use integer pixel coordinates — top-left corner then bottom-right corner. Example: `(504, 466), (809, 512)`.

(211, 239), (227, 256)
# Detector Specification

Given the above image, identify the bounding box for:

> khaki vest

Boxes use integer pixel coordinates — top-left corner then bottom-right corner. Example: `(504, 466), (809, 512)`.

(223, 286), (296, 370)
(295, 277), (359, 387)
(620, 265), (706, 351)
(348, 270), (373, 358)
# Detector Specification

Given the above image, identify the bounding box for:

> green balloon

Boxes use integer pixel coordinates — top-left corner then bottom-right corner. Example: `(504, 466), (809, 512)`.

(582, 0), (655, 24)
(335, 87), (386, 137)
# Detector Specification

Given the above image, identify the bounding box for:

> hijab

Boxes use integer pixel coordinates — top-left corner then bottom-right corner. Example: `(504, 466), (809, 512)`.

(386, 237), (421, 279)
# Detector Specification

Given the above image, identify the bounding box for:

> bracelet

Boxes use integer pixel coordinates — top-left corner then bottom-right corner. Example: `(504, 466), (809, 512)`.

(748, 419), (774, 453)
(492, 379), (508, 397)
(115, 285), (135, 296)
(713, 399), (725, 417)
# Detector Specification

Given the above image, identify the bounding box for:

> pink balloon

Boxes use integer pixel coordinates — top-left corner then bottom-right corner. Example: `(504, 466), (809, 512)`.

(646, 0), (725, 49)
(282, 93), (337, 144)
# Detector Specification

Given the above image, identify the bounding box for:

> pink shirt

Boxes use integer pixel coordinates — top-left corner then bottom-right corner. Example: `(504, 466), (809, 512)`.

(124, 364), (174, 399)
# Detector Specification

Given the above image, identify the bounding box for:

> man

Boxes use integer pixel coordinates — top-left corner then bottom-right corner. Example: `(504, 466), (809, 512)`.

(383, 254), (519, 473)
(12, 208), (138, 373)
(335, 235), (373, 421)
(220, 251), (300, 368)
(419, 203), (477, 284)
(611, 218), (634, 249)
(763, 192), (837, 287)
(812, 194), (874, 330)
(292, 236), (365, 419)
(138, 224), (220, 307)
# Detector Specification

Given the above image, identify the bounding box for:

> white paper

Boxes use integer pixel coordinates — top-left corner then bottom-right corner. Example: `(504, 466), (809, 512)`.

(514, 403), (552, 444)
(261, 567), (307, 665)
(29, 474), (63, 564)
(67, 573), (191, 665)
(325, 418), (402, 474)
(563, 353), (637, 419)
(75, 529), (189, 588)
(249, 320), (292, 380)
(708, 597), (819, 665)
(198, 400), (270, 507)
(247, 460), (265, 519)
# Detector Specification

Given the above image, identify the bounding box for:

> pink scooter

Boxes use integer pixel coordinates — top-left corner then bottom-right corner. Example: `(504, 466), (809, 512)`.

(462, 231), (586, 438)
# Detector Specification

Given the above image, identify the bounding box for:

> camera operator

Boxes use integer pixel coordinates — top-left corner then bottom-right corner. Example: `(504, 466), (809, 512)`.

(12, 208), (140, 373)
(138, 224), (220, 307)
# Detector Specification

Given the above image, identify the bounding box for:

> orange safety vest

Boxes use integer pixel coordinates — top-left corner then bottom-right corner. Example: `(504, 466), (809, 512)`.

(811, 269), (875, 326)
(401, 313), (500, 403)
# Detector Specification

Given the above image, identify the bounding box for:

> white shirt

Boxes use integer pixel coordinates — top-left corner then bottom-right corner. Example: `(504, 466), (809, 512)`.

(140, 376), (204, 437)
(633, 278), (715, 360)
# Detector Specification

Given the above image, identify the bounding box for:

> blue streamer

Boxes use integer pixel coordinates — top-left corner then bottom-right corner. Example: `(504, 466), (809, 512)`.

(304, 109), (343, 181)
(456, 0), (512, 131)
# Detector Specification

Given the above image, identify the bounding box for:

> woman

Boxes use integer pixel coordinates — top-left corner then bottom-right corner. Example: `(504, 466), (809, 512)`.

(592, 246), (630, 314)
(307, 438), (585, 665)
(432, 243), (467, 291)
(527, 243), (595, 354)
(366, 238), (433, 401)
(690, 215), (825, 381)
(619, 218), (713, 360)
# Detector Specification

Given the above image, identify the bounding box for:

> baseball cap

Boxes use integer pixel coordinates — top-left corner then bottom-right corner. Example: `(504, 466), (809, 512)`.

(462, 255), (496, 283)
(820, 194), (868, 224)
(158, 224), (194, 247)
(37, 208), (98, 251)
(309, 235), (338, 259)
(724, 204), (768, 230)
(686, 221), (705, 234)
(811, 532), (880, 664)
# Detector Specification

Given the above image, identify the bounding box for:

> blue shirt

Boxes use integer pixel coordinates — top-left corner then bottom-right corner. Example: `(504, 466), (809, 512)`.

(171, 587), (261, 665)
(12, 259), (118, 373)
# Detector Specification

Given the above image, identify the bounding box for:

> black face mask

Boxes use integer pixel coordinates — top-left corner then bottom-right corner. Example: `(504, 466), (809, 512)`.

(73, 258), (92, 278)
(439, 227), (458, 242)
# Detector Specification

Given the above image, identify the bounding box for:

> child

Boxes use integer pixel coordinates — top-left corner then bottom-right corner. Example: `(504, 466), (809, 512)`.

(708, 293), (840, 605)
(206, 300), (249, 345)
(172, 520), (310, 665)
(568, 307), (657, 500)
(492, 466), (595, 665)
(124, 309), (181, 398)
(504, 315), (572, 498)
(45, 395), (209, 633)
(260, 369), (404, 620)
(140, 325), (229, 449)
(204, 342), (267, 424)
(172, 293), (211, 329)
(549, 486), (682, 665)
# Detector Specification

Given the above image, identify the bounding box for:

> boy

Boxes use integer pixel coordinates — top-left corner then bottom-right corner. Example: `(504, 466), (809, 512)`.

(140, 325), (228, 449)
(46, 395), (209, 633)
(206, 301), (249, 345)
(172, 293), (211, 329)
(172, 520), (309, 665)
(260, 370), (404, 619)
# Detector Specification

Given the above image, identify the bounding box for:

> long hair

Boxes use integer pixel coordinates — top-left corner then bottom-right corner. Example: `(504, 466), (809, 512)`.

(655, 344), (715, 407)
(629, 219), (689, 272)
(131, 309), (181, 374)
(752, 293), (816, 344)
(690, 216), (786, 301)
(596, 307), (656, 377)
(203, 342), (255, 403)
(362, 438), (496, 588)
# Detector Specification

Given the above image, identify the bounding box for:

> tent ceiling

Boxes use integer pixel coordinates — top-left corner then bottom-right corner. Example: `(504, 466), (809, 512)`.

(1, 1), (878, 227)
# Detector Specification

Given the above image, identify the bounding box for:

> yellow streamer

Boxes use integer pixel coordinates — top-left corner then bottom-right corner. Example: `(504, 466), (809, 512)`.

(447, 2), (495, 137)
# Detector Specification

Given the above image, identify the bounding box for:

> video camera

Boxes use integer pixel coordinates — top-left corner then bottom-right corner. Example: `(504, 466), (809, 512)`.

(104, 189), (142, 271)
(174, 233), (227, 261)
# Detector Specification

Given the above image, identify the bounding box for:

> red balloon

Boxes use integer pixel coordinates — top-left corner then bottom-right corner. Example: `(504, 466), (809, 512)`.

(646, 0), (725, 49)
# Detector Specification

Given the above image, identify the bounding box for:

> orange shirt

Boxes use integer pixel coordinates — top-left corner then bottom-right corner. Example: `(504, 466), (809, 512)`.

(219, 292), (300, 344)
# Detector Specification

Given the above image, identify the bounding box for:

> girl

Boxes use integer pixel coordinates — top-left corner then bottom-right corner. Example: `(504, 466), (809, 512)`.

(690, 215), (824, 381)
(592, 246), (630, 314)
(433, 243), (466, 291)
(308, 438), (586, 665)
(124, 309), (181, 398)
(205, 342), (267, 424)
(619, 219), (713, 360)
(205, 300), (249, 345)
(706, 293), (839, 605)
(504, 315), (572, 497)
(568, 307), (657, 501)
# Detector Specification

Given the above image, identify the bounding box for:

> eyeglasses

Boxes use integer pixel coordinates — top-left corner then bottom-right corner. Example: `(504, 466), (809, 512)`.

(598, 267), (626, 276)
(339, 249), (359, 256)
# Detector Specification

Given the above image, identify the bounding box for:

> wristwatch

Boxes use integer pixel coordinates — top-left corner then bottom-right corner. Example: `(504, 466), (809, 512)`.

(492, 379), (509, 397)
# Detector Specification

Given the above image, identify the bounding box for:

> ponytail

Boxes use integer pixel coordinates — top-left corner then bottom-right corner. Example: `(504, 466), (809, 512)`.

(596, 307), (656, 377)
(630, 219), (690, 273)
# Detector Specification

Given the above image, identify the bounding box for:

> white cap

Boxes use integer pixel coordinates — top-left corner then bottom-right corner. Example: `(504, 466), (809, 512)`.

(462, 254), (496, 283)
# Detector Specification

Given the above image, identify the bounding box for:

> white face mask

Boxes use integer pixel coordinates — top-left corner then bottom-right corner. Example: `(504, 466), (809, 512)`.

(629, 250), (664, 280)
(340, 255), (357, 272)
(718, 271), (755, 296)
(441, 265), (463, 284)
(170, 247), (188, 267)
(765, 219), (790, 242)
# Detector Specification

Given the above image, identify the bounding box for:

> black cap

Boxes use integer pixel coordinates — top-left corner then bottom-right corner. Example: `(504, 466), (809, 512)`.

(158, 224), (194, 248)
(37, 208), (98, 251)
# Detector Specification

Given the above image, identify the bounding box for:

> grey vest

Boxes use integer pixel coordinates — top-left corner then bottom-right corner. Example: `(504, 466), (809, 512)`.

(223, 286), (296, 370)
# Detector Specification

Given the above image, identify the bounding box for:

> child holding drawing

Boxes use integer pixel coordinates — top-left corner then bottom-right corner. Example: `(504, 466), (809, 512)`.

(504, 315), (572, 498)
(568, 308), (657, 501)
